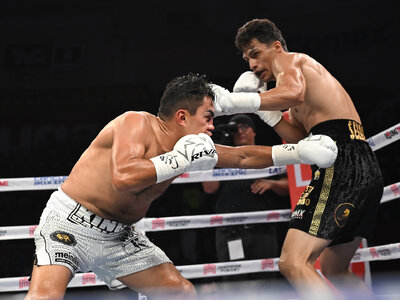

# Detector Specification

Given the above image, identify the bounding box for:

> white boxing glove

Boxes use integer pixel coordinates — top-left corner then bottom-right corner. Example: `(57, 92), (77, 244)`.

(233, 71), (267, 93)
(211, 84), (261, 117)
(272, 134), (338, 168)
(233, 72), (281, 127)
(150, 133), (218, 183)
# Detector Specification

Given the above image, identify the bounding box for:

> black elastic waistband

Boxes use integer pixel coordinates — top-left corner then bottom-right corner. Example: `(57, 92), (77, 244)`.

(309, 119), (366, 141)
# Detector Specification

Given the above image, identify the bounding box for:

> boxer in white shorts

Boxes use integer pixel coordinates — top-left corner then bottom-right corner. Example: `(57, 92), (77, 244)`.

(34, 188), (171, 290)
(26, 73), (337, 300)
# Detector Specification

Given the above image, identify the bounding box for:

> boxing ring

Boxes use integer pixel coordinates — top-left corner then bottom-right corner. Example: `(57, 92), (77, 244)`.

(0, 123), (399, 297)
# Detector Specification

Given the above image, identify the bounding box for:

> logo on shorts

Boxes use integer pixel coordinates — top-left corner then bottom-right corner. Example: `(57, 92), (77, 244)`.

(297, 186), (314, 206)
(334, 203), (354, 228)
(291, 209), (305, 219)
(50, 231), (77, 246)
(55, 252), (79, 270)
(314, 170), (320, 181)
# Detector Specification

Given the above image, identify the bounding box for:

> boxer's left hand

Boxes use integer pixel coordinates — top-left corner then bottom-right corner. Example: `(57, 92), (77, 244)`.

(297, 135), (338, 168)
(272, 134), (337, 168)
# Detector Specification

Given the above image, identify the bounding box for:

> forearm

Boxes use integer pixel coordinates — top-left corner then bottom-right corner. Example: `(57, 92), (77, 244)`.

(216, 145), (274, 169)
(258, 87), (303, 111)
(111, 159), (157, 192)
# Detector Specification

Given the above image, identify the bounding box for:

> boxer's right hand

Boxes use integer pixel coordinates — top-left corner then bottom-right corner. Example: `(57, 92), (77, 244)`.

(173, 133), (218, 172)
(150, 133), (218, 183)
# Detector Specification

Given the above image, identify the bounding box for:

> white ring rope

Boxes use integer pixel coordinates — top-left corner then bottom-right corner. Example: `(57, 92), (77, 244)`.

(0, 123), (399, 293)
(1, 242), (399, 292)
(0, 167), (286, 192)
(0, 209), (293, 241)
(0, 123), (398, 192)
(1, 180), (400, 241)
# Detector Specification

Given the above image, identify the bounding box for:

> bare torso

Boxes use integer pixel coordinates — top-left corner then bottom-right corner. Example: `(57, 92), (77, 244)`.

(61, 112), (173, 224)
(282, 53), (360, 132)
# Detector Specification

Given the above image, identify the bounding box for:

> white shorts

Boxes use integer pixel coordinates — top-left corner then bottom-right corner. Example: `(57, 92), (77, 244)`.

(34, 188), (172, 289)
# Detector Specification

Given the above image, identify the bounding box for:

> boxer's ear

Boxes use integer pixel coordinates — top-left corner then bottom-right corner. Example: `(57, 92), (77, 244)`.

(175, 109), (188, 127)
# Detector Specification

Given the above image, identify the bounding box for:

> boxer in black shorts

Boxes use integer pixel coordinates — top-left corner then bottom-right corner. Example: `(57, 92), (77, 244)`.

(210, 18), (385, 298)
(289, 119), (383, 245)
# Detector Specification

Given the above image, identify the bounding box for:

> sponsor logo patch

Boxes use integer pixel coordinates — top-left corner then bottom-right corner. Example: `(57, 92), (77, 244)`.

(291, 209), (305, 219)
(334, 203), (354, 228)
(50, 231), (77, 246)
(313, 170), (320, 181)
(297, 186), (314, 206)
(55, 252), (79, 270)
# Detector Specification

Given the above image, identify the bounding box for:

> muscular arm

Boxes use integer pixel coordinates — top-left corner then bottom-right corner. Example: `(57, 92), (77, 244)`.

(215, 144), (274, 169)
(110, 113), (158, 193)
(259, 65), (306, 111)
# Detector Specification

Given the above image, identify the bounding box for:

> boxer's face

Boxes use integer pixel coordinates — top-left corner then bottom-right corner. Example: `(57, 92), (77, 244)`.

(185, 97), (215, 136)
(242, 38), (277, 82)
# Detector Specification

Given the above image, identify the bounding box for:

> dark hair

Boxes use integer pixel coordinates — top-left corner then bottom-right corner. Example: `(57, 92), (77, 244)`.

(158, 73), (214, 120)
(235, 18), (288, 52)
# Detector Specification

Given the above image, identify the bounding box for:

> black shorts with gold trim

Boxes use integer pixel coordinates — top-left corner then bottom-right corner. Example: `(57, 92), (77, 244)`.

(289, 119), (383, 246)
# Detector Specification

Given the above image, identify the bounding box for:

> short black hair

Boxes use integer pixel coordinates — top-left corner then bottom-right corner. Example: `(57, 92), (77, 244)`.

(158, 73), (214, 121)
(235, 18), (288, 52)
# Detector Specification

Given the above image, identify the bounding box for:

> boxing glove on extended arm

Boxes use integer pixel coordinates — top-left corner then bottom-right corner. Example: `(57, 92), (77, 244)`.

(272, 135), (338, 168)
(150, 133), (218, 183)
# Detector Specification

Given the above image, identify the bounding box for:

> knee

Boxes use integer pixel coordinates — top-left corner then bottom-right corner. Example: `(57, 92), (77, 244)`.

(278, 256), (293, 278)
(25, 289), (65, 300)
(161, 275), (196, 297)
(278, 255), (309, 279)
(175, 278), (196, 295)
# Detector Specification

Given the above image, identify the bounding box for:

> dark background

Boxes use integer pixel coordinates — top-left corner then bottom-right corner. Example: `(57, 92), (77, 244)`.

(0, 0), (399, 292)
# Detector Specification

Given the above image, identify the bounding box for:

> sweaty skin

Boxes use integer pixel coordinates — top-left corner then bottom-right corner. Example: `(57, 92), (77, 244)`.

(61, 97), (275, 224)
(243, 39), (360, 142)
